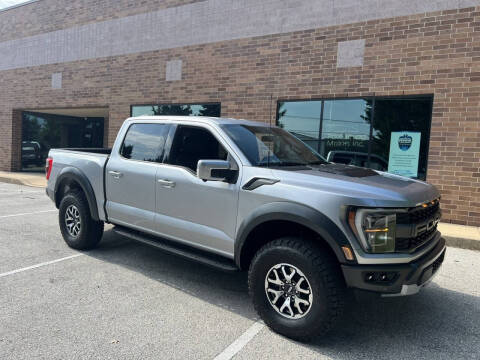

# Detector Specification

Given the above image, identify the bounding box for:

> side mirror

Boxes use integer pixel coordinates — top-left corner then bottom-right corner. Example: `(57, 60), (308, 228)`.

(197, 160), (237, 182)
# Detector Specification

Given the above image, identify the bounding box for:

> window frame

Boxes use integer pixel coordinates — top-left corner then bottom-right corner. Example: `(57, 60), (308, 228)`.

(163, 123), (238, 179)
(118, 122), (172, 164)
(130, 102), (221, 117)
(276, 94), (434, 180)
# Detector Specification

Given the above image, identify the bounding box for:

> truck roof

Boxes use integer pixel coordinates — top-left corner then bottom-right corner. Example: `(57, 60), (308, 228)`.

(126, 115), (270, 127)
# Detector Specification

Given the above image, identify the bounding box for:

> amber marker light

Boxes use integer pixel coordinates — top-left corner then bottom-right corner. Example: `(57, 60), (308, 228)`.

(348, 209), (358, 236)
(365, 228), (389, 233)
(341, 246), (355, 261)
(422, 203), (428, 208)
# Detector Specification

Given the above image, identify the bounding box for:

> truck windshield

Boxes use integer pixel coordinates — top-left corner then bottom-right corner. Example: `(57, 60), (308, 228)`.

(221, 124), (327, 167)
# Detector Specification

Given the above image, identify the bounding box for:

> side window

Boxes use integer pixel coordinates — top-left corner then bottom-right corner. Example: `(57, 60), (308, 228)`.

(120, 123), (170, 162)
(168, 126), (228, 172)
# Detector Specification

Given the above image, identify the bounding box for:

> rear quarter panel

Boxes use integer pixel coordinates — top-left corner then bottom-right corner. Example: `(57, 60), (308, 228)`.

(47, 149), (108, 220)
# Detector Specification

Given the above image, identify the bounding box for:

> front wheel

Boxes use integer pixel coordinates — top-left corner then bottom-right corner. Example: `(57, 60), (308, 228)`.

(248, 237), (346, 341)
(58, 189), (104, 250)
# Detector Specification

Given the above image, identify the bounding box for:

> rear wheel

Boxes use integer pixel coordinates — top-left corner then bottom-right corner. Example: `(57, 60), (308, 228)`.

(248, 237), (346, 341)
(59, 189), (103, 250)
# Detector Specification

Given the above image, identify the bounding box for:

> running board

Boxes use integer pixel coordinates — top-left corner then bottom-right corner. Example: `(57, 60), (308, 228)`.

(112, 226), (239, 272)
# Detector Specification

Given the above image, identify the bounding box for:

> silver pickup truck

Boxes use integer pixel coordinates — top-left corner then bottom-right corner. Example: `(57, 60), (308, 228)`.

(46, 116), (445, 340)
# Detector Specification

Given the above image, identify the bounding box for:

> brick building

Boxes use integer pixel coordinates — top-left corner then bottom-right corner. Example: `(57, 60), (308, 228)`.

(0, 0), (479, 226)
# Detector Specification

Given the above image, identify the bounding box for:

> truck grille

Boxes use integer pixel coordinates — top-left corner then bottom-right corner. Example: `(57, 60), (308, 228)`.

(395, 198), (441, 253)
(396, 201), (440, 224)
(395, 225), (437, 252)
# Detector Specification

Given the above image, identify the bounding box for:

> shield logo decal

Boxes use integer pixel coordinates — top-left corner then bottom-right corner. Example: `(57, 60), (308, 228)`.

(398, 134), (412, 151)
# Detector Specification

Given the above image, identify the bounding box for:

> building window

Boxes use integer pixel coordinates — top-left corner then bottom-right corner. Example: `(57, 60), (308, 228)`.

(21, 111), (104, 172)
(131, 103), (221, 117)
(277, 96), (432, 180)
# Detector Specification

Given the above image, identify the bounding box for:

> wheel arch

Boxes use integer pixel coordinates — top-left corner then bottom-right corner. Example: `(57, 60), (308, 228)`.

(54, 167), (100, 221)
(235, 202), (351, 270)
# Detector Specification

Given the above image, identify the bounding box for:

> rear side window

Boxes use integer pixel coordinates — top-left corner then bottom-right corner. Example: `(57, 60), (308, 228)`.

(168, 126), (228, 172)
(120, 123), (170, 162)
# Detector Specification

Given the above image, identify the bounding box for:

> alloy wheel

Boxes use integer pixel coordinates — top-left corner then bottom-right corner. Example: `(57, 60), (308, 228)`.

(264, 263), (313, 319)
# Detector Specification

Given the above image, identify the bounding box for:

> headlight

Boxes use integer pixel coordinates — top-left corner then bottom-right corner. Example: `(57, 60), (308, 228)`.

(348, 209), (397, 253)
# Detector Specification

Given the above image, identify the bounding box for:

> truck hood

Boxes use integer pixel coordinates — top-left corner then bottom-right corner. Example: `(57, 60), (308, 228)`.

(269, 163), (439, 208)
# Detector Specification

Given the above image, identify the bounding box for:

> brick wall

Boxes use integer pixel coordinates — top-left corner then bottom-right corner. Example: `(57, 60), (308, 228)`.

(0, 2), (479, 225)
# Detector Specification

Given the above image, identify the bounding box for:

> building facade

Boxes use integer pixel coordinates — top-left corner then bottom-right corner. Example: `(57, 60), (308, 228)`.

(0, 0), (479, 226)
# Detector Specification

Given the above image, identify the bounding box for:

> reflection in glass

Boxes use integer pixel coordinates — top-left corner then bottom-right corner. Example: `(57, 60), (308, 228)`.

(131, 103), (221, 117)
(321, 99), (372, 164)
(276, 97), (432, 180)
(371, 97), (432, 180)
(277, 101), (321, 151)
(21, 112), (104, 172)
(120, 124), (170, 162)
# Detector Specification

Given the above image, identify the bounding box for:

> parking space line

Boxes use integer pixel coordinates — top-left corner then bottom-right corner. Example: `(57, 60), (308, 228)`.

(0, 209), (57, 219)
(213, 321), (264, 360)
(0, 254), (84, 278)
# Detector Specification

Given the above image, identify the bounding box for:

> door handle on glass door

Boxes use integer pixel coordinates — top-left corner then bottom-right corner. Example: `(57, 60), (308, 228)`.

(108, 170), (123, 179)
(157, 179), (176, 188)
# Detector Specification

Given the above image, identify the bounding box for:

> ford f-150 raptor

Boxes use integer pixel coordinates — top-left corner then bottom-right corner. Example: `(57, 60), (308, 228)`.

(46, 116), (445, 340)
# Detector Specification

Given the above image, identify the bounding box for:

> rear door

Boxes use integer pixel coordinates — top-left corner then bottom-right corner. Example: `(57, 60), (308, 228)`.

(154, 124), (241, 257)
(105, 122), (170, 233)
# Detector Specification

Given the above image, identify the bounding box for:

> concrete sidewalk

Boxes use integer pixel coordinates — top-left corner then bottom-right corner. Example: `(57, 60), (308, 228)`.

(0, 171), (478, 251)
(438, 222), (480, 251)
(0, 171), (46, 188)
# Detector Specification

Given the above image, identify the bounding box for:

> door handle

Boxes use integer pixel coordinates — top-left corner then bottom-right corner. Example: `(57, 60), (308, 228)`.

(108, 170), (123, 179)
(157, 179), (176, 188)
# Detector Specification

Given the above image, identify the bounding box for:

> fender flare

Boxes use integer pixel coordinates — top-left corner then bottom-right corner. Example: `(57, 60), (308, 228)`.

(234, 202), (351, 268)
(54, 167), (100, 221)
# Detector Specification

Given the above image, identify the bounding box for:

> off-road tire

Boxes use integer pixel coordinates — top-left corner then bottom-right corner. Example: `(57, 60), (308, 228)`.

(248, 237), (346, 341)
(58, 189), (104, 250)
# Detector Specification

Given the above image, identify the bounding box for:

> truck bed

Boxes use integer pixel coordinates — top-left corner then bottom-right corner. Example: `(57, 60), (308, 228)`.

(46, 148), (110, 221)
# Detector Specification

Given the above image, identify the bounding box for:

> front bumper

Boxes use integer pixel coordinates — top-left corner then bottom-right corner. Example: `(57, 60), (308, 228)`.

(341, 236), (446, 295)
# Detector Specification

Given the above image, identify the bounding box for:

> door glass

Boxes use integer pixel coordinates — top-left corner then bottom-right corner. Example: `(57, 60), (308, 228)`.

(168, 126), (228, 172)
(320, 99), (372, 161)
(120, 123), (170, 162)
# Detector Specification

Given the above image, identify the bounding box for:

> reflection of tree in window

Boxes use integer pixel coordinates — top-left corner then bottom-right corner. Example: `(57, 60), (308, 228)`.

(152, 105), (193, 116)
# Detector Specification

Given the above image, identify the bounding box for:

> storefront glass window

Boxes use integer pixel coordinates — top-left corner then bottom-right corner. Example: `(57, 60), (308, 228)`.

(277, 96), (432, 180)
(277, 101), (321, 151)
(21, 111), (104, 171)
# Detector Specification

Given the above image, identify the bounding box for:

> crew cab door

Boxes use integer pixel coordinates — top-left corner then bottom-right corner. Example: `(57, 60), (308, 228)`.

(154, 124), (241, 257)
(105, 122), (170, 233)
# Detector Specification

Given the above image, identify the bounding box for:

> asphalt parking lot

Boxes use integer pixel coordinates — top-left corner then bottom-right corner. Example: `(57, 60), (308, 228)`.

(1, 182), (479, 360)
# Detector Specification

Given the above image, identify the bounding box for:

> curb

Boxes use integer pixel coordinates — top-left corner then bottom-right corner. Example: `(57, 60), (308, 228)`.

(444, 236), (480, 252)
(0, 176), (45, 188)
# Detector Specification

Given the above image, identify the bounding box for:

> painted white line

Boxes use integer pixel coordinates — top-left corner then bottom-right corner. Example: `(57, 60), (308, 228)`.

(213, 321), (264, 360)
(0, 254), (84, 278)
(0, 209), (57, 219)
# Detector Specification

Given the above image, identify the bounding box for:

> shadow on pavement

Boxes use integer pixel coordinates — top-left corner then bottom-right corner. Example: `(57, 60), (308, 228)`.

(87, 229), (256, 320)
(88, 229), (480, 358)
